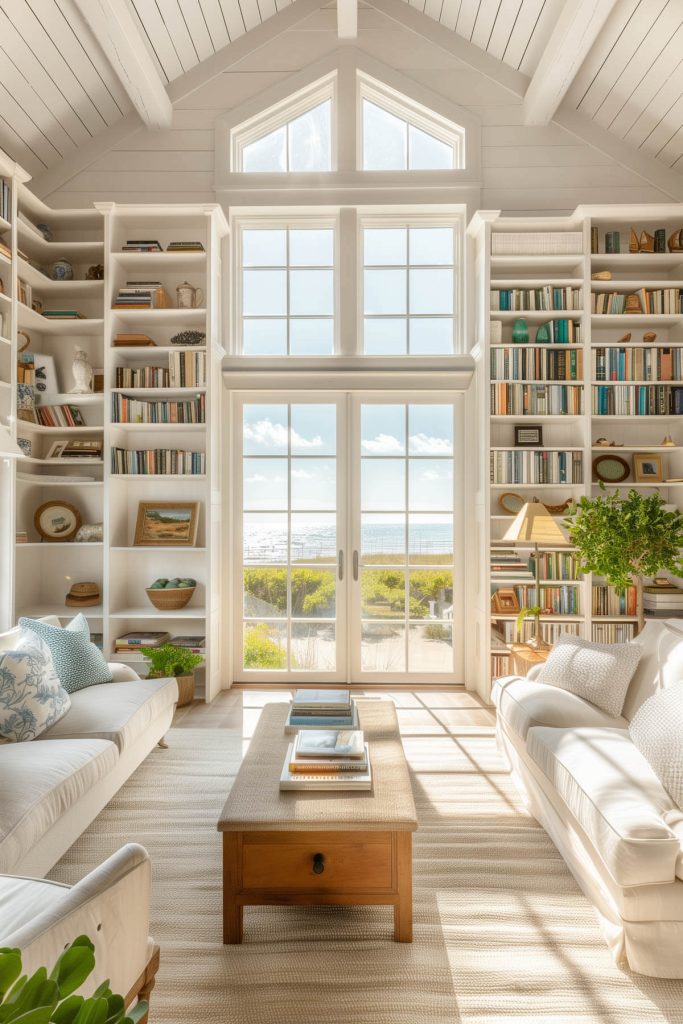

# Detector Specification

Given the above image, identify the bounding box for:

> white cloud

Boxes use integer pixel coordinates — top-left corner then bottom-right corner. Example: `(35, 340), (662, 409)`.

(291, 468), (314, 479)
(244, 417), (323, 449)
(409, 433), (453, 455)
(422, 469), (452, 481)
(245, 474), (267, 483)
(361, 432), (404, 455)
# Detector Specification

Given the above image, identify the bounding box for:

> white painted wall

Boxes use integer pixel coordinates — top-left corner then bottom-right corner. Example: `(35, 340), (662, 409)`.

(43, 8), (673, 214)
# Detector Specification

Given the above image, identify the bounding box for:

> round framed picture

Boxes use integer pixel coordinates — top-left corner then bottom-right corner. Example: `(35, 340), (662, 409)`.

(593, 454), (630, 484)
(34, 501), (82, 542)
(498, 492), (525, 515)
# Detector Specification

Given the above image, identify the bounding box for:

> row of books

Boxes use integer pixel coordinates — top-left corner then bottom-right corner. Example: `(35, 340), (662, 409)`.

(592, 384), (683, 416)
(490, 549), (534, 581)
(110, 446), (205, 475)
(491, 383), (583, 416)
(490, 449), (583, 485)
(643, 584), (683, 618)
(592, 622), (636, 642)
(120, 240), (205, 253)
(490, 347), (582, 382)
(111, 393), (205, 424)
(593, 347), (681, 382)
(592, 585), (637, 616)
(112, 281), (171, 309)
(36, 404), (87, 428)
(492, 621), (581, 647)
(491, 287), (582, 312)
(0, 179), (10, 223)
(591, 289), (683, 315)
(114, 352), (206, 390)
(529, 552), (581, 581)
(114, 630), (205, 652)
(505, 585), (581, 616)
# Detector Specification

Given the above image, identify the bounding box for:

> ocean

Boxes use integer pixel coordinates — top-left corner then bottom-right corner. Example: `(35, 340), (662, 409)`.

(244, 521), (453, 564)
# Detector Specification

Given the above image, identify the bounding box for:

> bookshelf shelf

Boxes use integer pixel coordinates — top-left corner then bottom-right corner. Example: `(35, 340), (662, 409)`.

(17, 305), (104, 335)
(18, 423), (103, 435)
(591, 314), (683, 327)
(492, 310), (584, 320)
(591, 254), (683, 270)
(17, 259), (104, 295)
(111, 251), (206, 272)
(112, 308), (206, 325)
(108, 606), (207, 619)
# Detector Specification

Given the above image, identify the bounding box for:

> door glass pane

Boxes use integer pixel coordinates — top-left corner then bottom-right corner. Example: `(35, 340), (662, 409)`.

(244, 513), (287, 564)
(292, 623), (336, 671)
(409, 514), (453, 564)
(408, 624), (452, 670)
(243, 622), (287, 668)
(291, 513), (336, 563)
(244, 568), (287, 617)
(409, 404), (453, 454)
(291, 404), (336, 455)
(291, 458), (336, 510)
(361, 459), (405, 511)
(361, 624), (406, 671)
(292, 568), (336, 617)
(361, 569), (405, 618)
(362, 513), (406, 564)
(243, 405), (288, 454)
(243, 458), (287, 510)
(409, 459), (453, 511)
(361, 404), (405, 454)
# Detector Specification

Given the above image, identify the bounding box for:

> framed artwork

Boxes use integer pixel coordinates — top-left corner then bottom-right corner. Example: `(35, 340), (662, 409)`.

(46, 441), (67, 459)
(593, 454), (630, 484)
(134, 502), (199, 546)
(491, 589), (520, 614)
(34, 353), (59, 397)
(634, 454), (663, 483)
(16, 383), (37, 423)
(34, 500), (82, 542)
(515, 424), (543, 447)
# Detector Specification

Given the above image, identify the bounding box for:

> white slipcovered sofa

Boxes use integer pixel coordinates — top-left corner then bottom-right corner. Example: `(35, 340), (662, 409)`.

(0, 616), (178, 878)
(493, 618), (683, 978)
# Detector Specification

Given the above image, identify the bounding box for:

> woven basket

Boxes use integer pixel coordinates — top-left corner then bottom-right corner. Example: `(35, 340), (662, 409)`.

(176, 673), (195, 707)
(145, 586), (195, 611)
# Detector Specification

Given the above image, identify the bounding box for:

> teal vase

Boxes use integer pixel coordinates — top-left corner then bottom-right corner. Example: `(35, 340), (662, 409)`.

(535, 322), (551, 343)
(512, 317), (529, 344)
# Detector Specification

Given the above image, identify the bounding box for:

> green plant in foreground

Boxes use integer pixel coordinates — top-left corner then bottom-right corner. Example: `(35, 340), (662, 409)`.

(515, 604), (541, 642)
(565, 487), (683, 633)
(141, 643), (203, 678)
(0, 935), (148, 1023)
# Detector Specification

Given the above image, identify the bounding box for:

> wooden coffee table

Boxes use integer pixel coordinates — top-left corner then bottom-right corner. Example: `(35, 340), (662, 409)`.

(217, 700), (417, 943)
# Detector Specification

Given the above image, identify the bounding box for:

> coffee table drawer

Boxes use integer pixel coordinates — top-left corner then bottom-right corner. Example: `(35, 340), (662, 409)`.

(241, 831), (394, 892)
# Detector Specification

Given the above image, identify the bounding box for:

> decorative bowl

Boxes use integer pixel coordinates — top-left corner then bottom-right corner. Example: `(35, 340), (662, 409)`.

(145, 586), (195, 611)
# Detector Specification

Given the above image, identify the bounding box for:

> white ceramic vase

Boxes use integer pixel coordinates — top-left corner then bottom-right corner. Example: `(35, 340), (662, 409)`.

(70, 348), (93, 394)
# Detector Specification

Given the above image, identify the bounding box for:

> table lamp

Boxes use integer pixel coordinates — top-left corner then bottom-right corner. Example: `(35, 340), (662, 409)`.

(502, 499), (569, 647)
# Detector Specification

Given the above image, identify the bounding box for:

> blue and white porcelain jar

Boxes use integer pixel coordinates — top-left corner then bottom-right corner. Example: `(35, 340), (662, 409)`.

(50, 257), (73, 281)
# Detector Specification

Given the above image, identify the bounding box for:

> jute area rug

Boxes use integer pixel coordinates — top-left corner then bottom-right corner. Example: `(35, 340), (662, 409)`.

(49, 721), (683, 1024)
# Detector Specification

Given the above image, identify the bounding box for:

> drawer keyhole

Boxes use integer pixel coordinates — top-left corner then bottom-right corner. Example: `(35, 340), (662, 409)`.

(312, 852), (325, 875)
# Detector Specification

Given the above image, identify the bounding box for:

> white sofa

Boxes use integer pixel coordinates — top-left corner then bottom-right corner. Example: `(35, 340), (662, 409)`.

(0, 616), (178, 876)
(493, 618), (683, 978)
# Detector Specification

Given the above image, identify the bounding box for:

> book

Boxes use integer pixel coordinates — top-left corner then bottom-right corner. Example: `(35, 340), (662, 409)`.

(171, 634), (206, 648)
(294, 729), (365, 759)
(284, 704), (359, 733)
(292, 687), (352, 711)
(115, 630), (170, 648)
(279, 743), (372, 791)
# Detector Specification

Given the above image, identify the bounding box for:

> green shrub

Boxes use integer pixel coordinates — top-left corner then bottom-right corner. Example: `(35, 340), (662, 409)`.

(244, 623), (286, 669)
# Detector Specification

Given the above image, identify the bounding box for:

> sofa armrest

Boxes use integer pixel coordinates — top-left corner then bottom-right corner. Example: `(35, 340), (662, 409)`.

(108, 662), (142, 682)
(526, 664), (545, 682)
(3, 844), (152, 999)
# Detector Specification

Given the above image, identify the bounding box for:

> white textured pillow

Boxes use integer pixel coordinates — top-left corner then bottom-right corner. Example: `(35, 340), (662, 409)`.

(0, 632), (71, 742)
(629, 680), (683, 810)
(537, 635), (641, 717)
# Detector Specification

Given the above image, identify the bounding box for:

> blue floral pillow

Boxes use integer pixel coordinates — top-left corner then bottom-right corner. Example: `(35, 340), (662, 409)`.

(19, 614), (112, 694)
(0, 632), (71, 741)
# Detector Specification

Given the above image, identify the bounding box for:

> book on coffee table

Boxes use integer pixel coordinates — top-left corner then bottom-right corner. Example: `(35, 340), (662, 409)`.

(279, 743), (372, 790)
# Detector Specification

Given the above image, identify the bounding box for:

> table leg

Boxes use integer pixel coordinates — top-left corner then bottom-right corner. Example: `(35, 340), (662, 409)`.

(222, 833), (243, 944)
(393, 831), (413, 942)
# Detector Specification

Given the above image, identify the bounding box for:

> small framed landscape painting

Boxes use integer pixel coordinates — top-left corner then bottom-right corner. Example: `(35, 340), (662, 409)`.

(134, 502), (199, 546)
(633, 454), (663, 483)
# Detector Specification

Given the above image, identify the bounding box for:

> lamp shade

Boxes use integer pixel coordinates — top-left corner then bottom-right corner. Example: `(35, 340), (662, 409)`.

(0, 424), (25, 459)
(502, 500), (569, 546)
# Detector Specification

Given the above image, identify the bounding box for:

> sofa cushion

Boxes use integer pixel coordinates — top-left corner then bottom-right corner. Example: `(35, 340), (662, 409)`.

(492, 675), (628, 740)
(0, 875), (68, 942)
(629, 679), (683, 811)
(622, 619), (683, 721)
(40, 677), (178, 753)
(19, 615), (113, 694)
(0, 738), (118, 873)
(536, 635), (641, 717)
(0, 632), (70, 742)
(526, 726), (680, 887)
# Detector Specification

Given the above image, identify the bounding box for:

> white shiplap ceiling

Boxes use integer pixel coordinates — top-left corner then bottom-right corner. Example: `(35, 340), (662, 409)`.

(0, 0), (681, 181)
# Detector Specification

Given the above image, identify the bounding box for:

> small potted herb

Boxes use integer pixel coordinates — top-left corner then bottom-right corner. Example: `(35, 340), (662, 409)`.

(141, 643), (203, 707)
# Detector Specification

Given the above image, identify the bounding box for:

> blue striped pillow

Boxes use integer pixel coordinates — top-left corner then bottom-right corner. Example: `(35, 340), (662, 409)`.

(19, 614), (112, 694)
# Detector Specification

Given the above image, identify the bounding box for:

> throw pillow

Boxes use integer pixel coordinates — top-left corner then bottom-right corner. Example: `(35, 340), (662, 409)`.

(0, 631), (71, 741)
(19, 614), (112, 694)
(537, 634), (641, 717)
(629, 679), (683, 810)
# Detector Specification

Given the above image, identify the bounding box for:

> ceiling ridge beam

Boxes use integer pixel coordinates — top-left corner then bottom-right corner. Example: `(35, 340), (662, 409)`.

(522, 0), (619, 126)
(337, 0), (358, 39)
(71, 0), (172, 130)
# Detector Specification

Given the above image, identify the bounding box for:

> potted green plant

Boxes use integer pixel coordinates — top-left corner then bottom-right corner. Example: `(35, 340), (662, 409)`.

(565, 487), (683, 634)
(0, 935), (148, 1023)
(141, 643), (203, 707)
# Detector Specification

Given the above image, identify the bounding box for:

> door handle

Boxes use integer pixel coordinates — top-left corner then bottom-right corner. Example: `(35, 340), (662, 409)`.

(338, 550), (344, 580)
(353, 550), (359, 581)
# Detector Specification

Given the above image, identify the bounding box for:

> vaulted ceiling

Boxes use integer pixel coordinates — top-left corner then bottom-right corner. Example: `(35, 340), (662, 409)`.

(0, 0), (681, 186)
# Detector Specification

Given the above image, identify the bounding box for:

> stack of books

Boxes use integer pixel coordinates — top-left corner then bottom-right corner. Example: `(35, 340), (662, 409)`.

(111, 392), (205, 424)
(42, 310), (85, 320)
(167, 241), (204, 253)
(110, 446), (206, 476)
(113, 282), (170, 309)
(121, 240), (163, 253)
(490, 549), (534, 581)
(36, 404), (86, 427)
(115, 630), (170, 652)
(285, 688), (358, 732)
(171, 634), (205, 653)
(644, 584), (683, 619)
(280, 729), (372, 791)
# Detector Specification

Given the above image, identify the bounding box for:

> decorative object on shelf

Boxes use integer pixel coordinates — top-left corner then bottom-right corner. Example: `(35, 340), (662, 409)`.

(64, 581), (100, 607)
(498, 492), (525, 515)
(141, 642), (203, 707)
(50, 256), (73, 280)
(134, 501), (199, 546)
(0, 424), (26, 459)
(35, 222), (52, 241)
(49, 438), (102, 459)
(515, 424), (543, 447)
(593, 453), (630, 483)
(624, 293), (642, 314)
(594, 437), (624, 447)
(503, 499), (570, 646)
(653, 576), (672, 587)
(511, 317), (529, 344)
(633, 453), (663, 483)
(145, 578), (197, 611)
(617, 332), (631, 343)
(16, 382), (37, 422)
(70, 347), (93, 393)
(661, 435), (676, 447)
(34, 352), (58, 396)
(170, 329), (205, 346)
(113, 332), (156, 346)
(85, 263), (104, 279)
(489, 320), (502, 344)
(643, 331), (657, 344)
(544, 499), (572, 515)
(667, 229), (683, 253)
(634, 230), (655, 253)
(74, 522), (103, 543)
(17, 329), (31, 353)
(592, 270), (612, 280)
(535, 322), (551, 343)
(175, 281), (204, 308)
(167, 241), (205, 253)
(16, 436), (31, 457)
(34, 499), (82, 541)
(491, 588), (520, 614)
(566, 488), (683, 633)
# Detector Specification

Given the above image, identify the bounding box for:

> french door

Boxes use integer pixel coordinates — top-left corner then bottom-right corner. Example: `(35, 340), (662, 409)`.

(232, 393), (461, 684)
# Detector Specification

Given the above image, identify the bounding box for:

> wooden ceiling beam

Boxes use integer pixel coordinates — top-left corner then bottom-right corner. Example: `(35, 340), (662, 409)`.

(522, 0), (619, 126)
(337, 0), (358, 39)
(72, 0), (172, 130)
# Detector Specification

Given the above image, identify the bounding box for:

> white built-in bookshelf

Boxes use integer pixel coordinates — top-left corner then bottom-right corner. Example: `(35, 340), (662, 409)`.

(469, 204), (683, 700)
